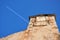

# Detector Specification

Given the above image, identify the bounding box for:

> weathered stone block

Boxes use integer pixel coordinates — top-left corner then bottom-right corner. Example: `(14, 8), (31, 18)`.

(1, 14), (60, 40)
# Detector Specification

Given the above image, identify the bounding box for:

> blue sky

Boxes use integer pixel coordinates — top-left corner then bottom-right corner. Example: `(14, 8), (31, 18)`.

(0, 0), (60, 38)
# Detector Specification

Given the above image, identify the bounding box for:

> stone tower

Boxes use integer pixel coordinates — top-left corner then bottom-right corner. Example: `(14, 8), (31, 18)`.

(2, 14), (59, 40)
(27, 14), (59, 40)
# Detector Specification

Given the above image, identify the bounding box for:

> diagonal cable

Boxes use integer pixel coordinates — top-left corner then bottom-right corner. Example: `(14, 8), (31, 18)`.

(6, 6), (28, 24)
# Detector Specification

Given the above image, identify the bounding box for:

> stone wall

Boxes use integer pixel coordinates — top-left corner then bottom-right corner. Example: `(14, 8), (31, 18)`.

(58, 33), (60, 40)
(1, 14), (60, 40)
(27, 14), (59, 40)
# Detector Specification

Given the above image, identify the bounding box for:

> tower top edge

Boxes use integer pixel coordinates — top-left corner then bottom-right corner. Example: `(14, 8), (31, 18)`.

(29, 14), (56, 18)
(29, 14), (56, 20)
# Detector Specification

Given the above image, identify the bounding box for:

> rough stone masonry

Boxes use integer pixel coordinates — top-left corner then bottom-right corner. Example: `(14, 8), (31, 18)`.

(1, 14), (60, 40)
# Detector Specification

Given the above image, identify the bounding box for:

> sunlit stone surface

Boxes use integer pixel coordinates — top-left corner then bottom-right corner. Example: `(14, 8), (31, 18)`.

(1, 14), (60, 40)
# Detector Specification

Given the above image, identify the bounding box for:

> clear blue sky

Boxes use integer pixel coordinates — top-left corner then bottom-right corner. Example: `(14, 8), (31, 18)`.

(0, 0), (60, 38)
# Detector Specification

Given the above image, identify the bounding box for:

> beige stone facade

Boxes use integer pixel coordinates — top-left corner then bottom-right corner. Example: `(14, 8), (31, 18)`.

(58, 33), (60, 40)
(1, 14), (60, 40)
